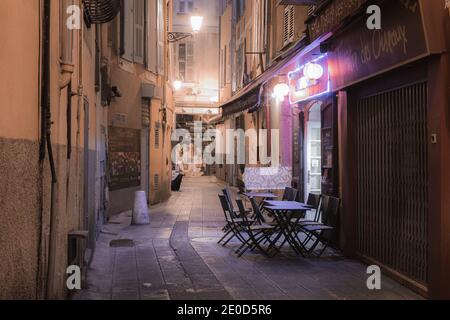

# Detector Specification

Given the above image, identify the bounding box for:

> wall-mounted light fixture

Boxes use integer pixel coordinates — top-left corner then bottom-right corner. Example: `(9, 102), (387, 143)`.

(168, 15), (204, 43)
(273, 83), (290, 102)
(190, 16), (204, 33)
(173, 81), (183, 91)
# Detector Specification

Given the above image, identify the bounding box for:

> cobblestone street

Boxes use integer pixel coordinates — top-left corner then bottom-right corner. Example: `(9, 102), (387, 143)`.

(73, 177), (421, 300)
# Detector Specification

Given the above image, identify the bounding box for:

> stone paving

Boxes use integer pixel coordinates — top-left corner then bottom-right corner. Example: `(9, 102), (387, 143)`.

(72, 176), (422, 300)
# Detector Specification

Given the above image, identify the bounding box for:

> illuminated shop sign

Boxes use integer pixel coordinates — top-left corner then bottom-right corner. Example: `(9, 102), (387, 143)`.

(288, 54), (330, 104)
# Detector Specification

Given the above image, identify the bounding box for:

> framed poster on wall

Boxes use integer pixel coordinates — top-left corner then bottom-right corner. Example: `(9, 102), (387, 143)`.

(108, 126), (141, 191)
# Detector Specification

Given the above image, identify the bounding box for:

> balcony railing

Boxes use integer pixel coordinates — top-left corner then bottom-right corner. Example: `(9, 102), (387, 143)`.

(83, 0), (120, 25)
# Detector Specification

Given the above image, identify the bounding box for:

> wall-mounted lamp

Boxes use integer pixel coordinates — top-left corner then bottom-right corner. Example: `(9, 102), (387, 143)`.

(190, 16), (204, 33)
(273, 83), (289, 102)
(173, 81), (183, 91)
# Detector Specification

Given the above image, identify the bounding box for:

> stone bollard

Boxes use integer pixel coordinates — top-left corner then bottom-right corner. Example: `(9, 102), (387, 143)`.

(132, 191), (150, 225)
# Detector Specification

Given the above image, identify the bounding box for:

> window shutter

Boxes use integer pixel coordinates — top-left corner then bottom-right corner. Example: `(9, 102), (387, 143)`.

(157, 0), (165, 74)
(283, 5), (295, 46)
(134, 0), (145, 64)
(186, 42), (194, 82)
(178, 43), (186, 81)
(122, 0), (134, 61)
(154, 122), (161, 149)
(147, 0), (158, 72)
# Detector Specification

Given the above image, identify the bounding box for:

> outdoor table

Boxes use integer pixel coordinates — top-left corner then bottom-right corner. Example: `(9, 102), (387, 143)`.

(264, 200), (314, 210)
(264, 203), (309, 256)
(243, 192), (278, 217)
(243, 192), (278, 200)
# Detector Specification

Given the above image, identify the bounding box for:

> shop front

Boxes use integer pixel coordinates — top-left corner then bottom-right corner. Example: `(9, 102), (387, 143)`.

(287, 50), (339, 199)
(308, 0), (450, 298)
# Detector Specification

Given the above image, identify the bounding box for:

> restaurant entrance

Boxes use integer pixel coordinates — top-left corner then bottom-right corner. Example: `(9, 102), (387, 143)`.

(305, 101), (322, 200)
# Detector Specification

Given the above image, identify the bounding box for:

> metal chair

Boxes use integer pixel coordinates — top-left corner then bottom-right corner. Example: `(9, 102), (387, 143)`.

(234, 198), (276, 258)
(282, 187), (293, 201)
(223, 187), (251, 217)
(300, 196), (340, 257)
(297, 193), (323, 226)
(217, 195), (254, 246)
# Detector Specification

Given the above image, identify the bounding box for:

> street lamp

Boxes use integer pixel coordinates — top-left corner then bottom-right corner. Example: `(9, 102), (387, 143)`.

(173, 80), (183, 91)
(190, 16), (204, 33)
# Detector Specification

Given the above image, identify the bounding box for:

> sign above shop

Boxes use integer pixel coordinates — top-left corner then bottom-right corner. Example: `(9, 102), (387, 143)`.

(328, 0), (429, 91)
(307, 0), (368, 41)
(288, 54), (330, 104)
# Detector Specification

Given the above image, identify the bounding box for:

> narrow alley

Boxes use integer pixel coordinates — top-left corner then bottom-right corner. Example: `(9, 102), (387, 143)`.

(1, 0), (450, 306)
(73, 177), (420, 301)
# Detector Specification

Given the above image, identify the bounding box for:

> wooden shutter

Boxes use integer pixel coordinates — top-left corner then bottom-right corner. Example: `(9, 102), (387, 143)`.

(157, 0), (165, 74)
(134, 0), (145, 64)
(122, 0), (134, 61)
(155, 121), (161, 149)
(186, 42), (194, 82)
(147, 0), (158, 72)
(178, 43), (186, 80)
(283, 5), (294, 46)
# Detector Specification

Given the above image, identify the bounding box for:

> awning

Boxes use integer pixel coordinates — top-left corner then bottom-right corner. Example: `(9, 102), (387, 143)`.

(221, 38), (308, 118)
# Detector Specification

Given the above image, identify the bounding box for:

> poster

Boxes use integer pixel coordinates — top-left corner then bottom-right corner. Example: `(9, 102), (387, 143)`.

(108, 126), (141, 191)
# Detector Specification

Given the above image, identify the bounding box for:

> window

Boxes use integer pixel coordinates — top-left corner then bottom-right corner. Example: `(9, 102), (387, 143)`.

(121, 0), (146, 63)
(157, 0), (165, 74)
(179, 0), (194, 14)
(236, 42), (244, 89)
(283, 5), (295, 46)
(134, 0), (145, 63)
(178, 42), (194, 82)
(220, 46), (227, 87)
(236, 0), (245, 20)
(226, 41), (231, 84)
(179, 43), (186, 80)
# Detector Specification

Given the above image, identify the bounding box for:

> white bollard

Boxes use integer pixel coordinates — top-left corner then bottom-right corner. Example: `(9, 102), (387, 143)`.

(132, 191), (150, 225)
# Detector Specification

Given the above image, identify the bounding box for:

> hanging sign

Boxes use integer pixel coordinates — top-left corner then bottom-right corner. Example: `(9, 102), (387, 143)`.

(288, 54), (330, 104)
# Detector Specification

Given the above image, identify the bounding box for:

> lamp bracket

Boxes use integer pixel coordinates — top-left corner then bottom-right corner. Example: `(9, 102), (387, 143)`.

(168, 32), (193, 43)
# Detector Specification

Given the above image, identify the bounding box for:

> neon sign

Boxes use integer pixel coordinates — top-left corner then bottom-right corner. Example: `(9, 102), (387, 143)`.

(288, 54), (330, 104)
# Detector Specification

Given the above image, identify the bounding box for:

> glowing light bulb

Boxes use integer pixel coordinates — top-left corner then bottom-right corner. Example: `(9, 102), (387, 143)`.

(191, 16), (204, 33)
(173, 81), (183, 91)
(304, 63), (324, 80)
(273, 83), (289, 102)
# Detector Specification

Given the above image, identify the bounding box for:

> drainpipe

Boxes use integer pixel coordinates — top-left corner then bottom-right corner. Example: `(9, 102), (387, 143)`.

(46, 0), (77, 299)
(76, 0), (84, 229)
(39, 0), (59, 299)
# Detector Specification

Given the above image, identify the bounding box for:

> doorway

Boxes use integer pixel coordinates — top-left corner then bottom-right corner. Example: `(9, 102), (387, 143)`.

(305, 101), (322, 199)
